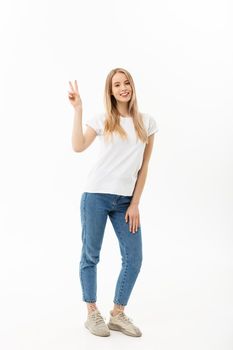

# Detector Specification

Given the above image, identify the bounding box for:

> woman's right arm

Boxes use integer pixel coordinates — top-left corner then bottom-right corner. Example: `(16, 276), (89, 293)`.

(68, 80), (97, 152)
(72, 108), (97, 152)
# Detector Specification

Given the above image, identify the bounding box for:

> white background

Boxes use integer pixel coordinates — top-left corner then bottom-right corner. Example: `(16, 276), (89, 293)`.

(0, 0), (233, 349)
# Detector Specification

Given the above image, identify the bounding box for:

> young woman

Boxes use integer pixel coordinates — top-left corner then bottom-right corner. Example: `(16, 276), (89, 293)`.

(68, 68), (159, 337)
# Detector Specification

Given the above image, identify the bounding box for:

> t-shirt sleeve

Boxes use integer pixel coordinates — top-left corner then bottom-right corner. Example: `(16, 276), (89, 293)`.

(85, 114), (103, 136)
(147, 114), (159, 136)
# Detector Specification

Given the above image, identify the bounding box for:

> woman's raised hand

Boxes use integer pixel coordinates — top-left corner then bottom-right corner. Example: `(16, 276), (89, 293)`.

(68, 80), (82, 111)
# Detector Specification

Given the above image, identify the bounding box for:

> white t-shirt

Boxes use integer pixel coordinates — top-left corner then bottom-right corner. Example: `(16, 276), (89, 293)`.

(83, 112), (159, 196)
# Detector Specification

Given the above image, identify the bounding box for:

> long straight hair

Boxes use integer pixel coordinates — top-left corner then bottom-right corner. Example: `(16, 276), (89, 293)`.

(103, 68), (148, 144)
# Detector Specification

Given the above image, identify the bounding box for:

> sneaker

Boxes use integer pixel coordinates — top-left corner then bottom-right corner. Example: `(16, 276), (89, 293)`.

(84, 309), (110, 337)
(107, 311), (142, 337)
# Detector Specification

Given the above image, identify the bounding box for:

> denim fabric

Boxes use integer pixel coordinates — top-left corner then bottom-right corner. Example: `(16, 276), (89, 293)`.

(79, 192), (143, 306)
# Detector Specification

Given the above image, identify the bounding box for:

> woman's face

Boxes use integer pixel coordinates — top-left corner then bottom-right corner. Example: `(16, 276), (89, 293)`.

(111, 72), (132, 103)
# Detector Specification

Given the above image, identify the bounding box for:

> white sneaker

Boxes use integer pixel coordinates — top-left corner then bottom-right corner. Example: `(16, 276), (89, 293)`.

(107, 311), (142, 337)
(84, 309), (110, 337)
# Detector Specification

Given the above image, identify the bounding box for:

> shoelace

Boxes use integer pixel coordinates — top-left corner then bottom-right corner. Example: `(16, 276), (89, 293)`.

(117, 312), (134, 325)
(90, 311), (106, 325)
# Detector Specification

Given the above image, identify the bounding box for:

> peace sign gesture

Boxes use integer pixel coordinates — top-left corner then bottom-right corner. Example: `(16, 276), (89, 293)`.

(68, 80), (83, 111)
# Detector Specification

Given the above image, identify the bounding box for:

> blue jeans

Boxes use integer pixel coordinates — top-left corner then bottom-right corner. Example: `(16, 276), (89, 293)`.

(79, 192), (143, 306)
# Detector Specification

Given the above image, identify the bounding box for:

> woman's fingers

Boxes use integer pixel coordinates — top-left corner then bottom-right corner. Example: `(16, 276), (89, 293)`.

(129, 215), (140, 234)
(68, 80), (80, 99)
(69, 81), (75, 92)
(68, 91), (76, 100)
(74, 80), (79, 93)
(125, 206), (140, 234)
(67, 81), (82, 110)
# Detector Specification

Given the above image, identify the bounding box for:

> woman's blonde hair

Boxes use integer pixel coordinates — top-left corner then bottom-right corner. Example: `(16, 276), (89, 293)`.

(103, 67), (148, 144)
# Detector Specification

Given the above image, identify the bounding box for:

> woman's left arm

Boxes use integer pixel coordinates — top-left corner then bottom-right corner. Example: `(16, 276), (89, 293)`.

(125, 134), (156, 233)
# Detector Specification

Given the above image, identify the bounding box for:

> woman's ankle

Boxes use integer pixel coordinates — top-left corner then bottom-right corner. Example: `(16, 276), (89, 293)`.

(111, 304), (125, 316)
(87, 302), (98, 314)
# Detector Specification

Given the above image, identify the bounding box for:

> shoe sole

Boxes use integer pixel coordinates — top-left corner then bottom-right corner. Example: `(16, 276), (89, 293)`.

(107, 323), (142, 337)
(84, 323), (110, 337)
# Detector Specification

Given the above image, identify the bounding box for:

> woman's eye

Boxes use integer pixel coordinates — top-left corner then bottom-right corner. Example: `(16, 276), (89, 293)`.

(114, 82), (129, 87)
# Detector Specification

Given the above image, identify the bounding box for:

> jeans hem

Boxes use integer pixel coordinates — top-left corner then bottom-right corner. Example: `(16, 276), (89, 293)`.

(113, 300), (127, 306)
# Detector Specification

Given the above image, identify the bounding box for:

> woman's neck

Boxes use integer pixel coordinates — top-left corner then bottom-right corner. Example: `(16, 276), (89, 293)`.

(117, 102), (129, 117)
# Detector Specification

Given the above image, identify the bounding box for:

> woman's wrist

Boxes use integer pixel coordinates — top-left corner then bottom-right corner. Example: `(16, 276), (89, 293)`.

(74, 106), (82, 114)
